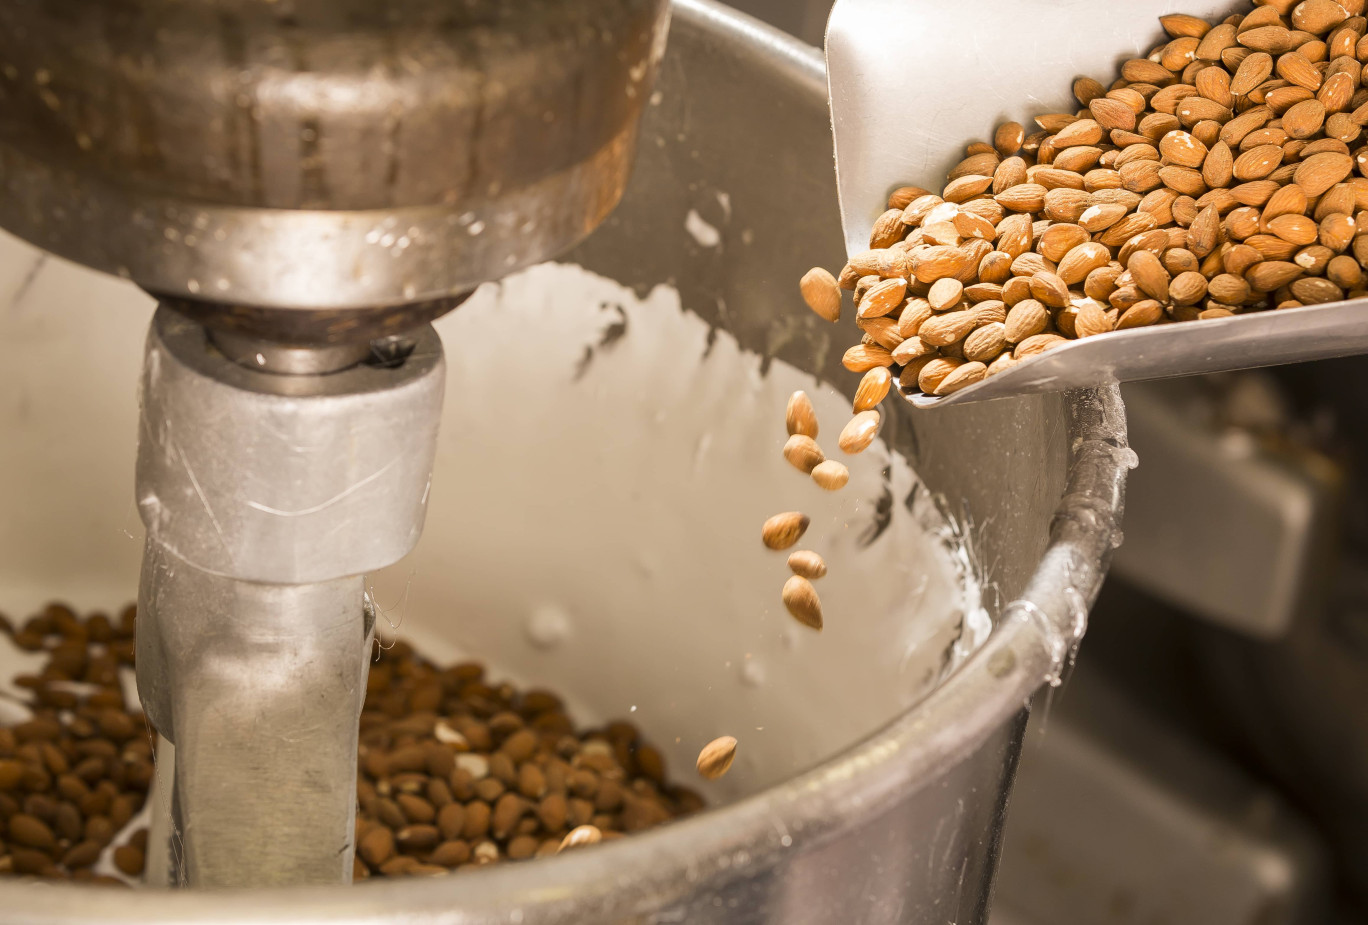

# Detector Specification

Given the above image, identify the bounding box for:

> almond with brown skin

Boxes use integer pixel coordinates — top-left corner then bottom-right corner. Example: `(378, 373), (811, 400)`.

(963, 323), (1009, 362)
(1128, 250), (1172, 300)
(1074, 301), (1115, 338)
(852, 367), (892, 413)
(761, 513), (809, 551)
(785, 391), (817, 439)
(1116, 299), (1164, 329)
(1246, 260), (1305, 290)
(782, 435), (825, 475)
(994, 122), (1025, 157)
(696, 737), (739, 779)
(1014, 333), (1069, 359)
(841, 344), (894, 373)
(787, 550), (827, 580)
(1169, 271), (1209, 305)
(837, 410), (881, 454)
(856, 278), (908, 319)
(1004, 299), (1051, 343)
(917, 310), (977, 347)
(780, 577), (823, 631)
(1295, 151), (1354, 196)
(800, 268), (841, 322)
(1293, 0), (1350, 34)
(811, 460), (850, 492)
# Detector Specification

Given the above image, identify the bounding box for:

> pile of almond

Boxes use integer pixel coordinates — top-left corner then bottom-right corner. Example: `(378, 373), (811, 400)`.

(804, 0), (1368, 399)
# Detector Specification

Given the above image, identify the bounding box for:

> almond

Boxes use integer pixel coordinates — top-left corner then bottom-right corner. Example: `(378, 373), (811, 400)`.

(1074, 300), (1115, 338)
(841, 344), (894, 373)
(783, 435), (825, 474)
(1318, 71), (1356, 113)
(933, 360), (988, 395)
(1232, 143), (1285, 180)
(1267, 212), (1321, 245)
(1004, 299), (1051, 343)
(852, 367), (892, 413)
(1024, 270), (1067, 308)
(1091, 97), (1138, 132)
(949, 152), (1000, 182)
(869, 209), (907, 249)
(1230, 52), (1275, 96)
(1116, 299), (1164, 329)
(1014, 333), (1069, 359)
(887, 186), (932, 210)
(1295, 151), (1355, 195)
(1053, 119), (1104, 147)
(1037, 223), (1090, 262)
(787, 550), (828, 580)
(1284, 99), (1328, 138)
(994, 122), (1025, 156)
(560, 825), (604, 851)
(761, 512), (809, 550)
(1291, 276), (1346, 303)
(1197, 23), (1238, 61)
(1208, 273), (1252, 303)
(1187, 204), (1223, 256)
(1128, 250), (1172, 300)
(912, 246), (973, 283)
(1320, 212), (1356, 250)
(917, 310), (978, 346)
(917, 357), (965, 394)
(1276, 52), (1322, 92)
(811, 460), (850, 492)
(1159, 130), (1208, 167)
(1057, 242), (1112, 284)
(891, 335), (935, 365)
(837, 410), (881, 454)
(856, 278), (908, 319)
(1162, 13), (1212, 38)
(1170, 270), (1209, 304)
(963, 322), (1009, 362)
(1073, 78), (1106, 106)
(1292, 0), (1351, 34)
(1078, 202), (1129, 232)
(1238, 26), (1302, 55)
(928, 277), (964, 310)
(858, 316), (904, 351)
(1203, 140), (1235, 188)
(785, 391), (817, 439)
(1246, 260), (1306, 290)
(800, 268), (841, 322)
(696, 736), (739, 779)
(995, 183), (1048, 212)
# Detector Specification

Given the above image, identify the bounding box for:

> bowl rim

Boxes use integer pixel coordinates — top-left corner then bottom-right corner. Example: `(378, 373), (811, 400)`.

(0, 2), (1128, 919)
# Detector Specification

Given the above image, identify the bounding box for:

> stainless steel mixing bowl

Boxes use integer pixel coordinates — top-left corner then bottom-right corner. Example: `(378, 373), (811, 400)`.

(0, 1), (1128, 920)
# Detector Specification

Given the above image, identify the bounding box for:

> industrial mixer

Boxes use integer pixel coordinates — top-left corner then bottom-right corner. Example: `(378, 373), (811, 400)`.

(0, 0), (1130, 921)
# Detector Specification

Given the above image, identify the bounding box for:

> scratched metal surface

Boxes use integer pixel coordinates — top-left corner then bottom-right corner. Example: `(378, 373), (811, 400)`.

(825, 0), (1368, 410)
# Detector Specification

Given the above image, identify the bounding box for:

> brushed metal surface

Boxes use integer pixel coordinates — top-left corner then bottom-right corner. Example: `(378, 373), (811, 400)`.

(0, 0), (671, 310)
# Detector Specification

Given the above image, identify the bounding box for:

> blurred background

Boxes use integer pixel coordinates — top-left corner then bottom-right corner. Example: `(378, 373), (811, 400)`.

(726, 1), (1368, 922)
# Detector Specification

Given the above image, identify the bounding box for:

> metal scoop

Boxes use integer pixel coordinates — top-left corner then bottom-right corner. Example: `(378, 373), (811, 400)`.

(827, 0), (1368, 409)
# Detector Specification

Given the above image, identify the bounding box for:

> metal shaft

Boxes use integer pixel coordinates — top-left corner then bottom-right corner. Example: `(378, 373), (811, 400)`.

(134, 306), (445, 887)
(139, 552), (372, 887)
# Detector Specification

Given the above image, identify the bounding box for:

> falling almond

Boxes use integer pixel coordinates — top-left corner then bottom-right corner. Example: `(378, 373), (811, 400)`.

(696, 736), (738, 781)
(782, 575), (823, 630)
(762, 512), (809, 550)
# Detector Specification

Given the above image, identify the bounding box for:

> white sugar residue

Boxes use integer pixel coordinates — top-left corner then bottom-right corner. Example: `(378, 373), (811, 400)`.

(372, 262), (988, 802)
(684, 209), (721, 248)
